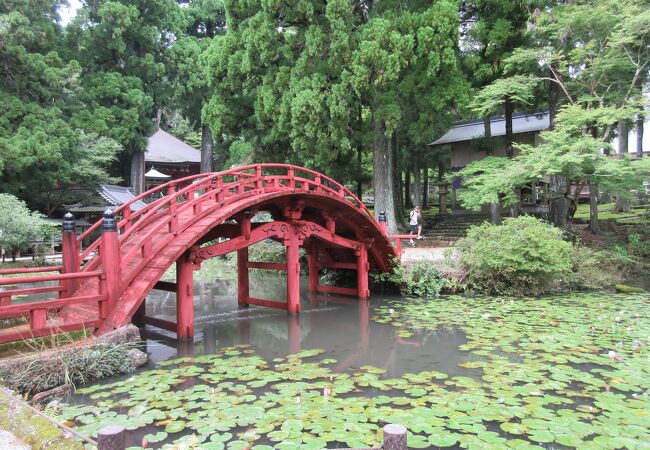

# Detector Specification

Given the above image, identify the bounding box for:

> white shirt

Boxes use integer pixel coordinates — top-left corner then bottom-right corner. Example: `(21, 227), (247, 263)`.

(409, 210), (419, 226)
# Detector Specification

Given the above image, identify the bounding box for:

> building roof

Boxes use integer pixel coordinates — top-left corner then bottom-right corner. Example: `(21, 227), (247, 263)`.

(429, 111), (550, 147)
(146, 129), (201, 164)
(99, 185), (147, 211)
(145, 168), (171, 179)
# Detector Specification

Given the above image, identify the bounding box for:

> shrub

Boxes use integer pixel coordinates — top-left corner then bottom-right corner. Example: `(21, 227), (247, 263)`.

(457, 216), (573, 295)
(375, 261), (448, 297)
(566, 246), (625, 291)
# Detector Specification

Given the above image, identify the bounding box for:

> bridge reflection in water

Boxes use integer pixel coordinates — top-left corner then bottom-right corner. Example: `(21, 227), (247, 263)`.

(139, 276), (478, 379)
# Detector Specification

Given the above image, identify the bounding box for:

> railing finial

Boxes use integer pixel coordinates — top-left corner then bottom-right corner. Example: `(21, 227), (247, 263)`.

(102, 209), (117, 232)
(63, 213), (76, 233)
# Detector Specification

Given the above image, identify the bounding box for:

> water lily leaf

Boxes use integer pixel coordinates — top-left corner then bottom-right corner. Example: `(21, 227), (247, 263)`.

(164, 421), (187, 434)
(143, 431), (167, 443)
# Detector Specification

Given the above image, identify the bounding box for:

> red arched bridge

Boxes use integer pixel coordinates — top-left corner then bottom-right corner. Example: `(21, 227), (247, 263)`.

(0, 165), (415, 344)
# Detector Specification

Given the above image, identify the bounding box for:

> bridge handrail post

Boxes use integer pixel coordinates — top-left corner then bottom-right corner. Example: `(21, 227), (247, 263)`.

(255, 165), (263, 190)
(100, 210), (120, 313)
(61, 213), (80, 297)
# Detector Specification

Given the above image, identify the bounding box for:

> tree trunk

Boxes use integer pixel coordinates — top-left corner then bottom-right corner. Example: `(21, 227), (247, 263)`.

(490, 202), (501, 225)
(422, 164), (429, 209)
(392, 133), (403, 220)
(613, 195), (630, 213)
(200, 123), (213, 173)
(548, 175), (569, 227)
(617, 120), (628, 159)
(372, 119), (397, 233)
(413, 158), (421, 207)
(154, 107), (162, 130)
(483, 116), (492, 154)
(404, 168), (411, 209)
(548, 76), (560, 130)
(588, 179), (599, 233)
(636, 114), (644, 159)
(505, 96), (514, 158)
(130, 151), (145, 195)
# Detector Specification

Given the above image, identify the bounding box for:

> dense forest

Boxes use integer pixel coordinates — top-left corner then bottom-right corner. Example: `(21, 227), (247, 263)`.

(1, 0), (649, 232)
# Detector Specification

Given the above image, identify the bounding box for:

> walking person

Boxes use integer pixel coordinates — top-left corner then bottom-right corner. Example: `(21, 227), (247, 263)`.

(409, 205), (423, 245)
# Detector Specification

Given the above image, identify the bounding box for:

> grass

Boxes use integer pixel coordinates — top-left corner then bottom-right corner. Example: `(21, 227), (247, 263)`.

(573, 202), (649, 222)
(0, 329), (92, 358)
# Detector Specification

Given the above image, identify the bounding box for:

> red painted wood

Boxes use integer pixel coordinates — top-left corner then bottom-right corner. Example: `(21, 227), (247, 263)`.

(1, 164), (397, 345)
(176, 252), (194, 340)
(62, 227), (79, 297)
(308, 243), (319, 293)
(0, 271), (103, 286)
(285, 230), (301, 314)
(0, 320), (102, 345)
(101, 229), (120, 313)
(246, 297), (288, 310)
(0, 294), (105, 318)
(237, 248), (249, 307)
(29, 309), (47, 329)
(357, 243), (370, 299)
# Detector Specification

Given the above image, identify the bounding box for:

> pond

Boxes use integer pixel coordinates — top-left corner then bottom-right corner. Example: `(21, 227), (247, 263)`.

(59, 275), (650, 449)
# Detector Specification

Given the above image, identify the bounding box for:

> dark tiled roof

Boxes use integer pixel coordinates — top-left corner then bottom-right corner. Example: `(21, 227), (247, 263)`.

(146, 129), (201, 164)
(99, 185), (147, 211)
(429, 111), (550, 146)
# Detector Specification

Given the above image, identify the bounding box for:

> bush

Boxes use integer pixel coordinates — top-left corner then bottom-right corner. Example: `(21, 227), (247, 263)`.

(375, 261), (448, 297)
(567, 246), (625, 291)
(457, 216), (573, 295)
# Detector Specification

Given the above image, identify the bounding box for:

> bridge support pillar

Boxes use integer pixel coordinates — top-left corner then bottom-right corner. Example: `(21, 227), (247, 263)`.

(237, 248), (249, 308)
(285, 233), (301, 314)
(176, 252), (194, 340)
(356, 243), (370, 299)
(308, 243), (319, 293)
(61, 213), (79, 297)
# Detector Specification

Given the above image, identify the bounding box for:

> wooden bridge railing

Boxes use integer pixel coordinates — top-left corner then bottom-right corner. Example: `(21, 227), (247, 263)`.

(0, 165), (389, 343)
(0, 270), (107, 343)
(76, 164), (375, 270)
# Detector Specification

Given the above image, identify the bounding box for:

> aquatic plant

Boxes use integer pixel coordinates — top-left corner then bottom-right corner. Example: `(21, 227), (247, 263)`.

(59, 293), (650, 449)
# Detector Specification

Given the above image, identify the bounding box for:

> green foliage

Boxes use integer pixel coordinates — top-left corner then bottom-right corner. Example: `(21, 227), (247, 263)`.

(566, 246), (625, 291)
(375, 260), (449, 297)
(458, 216), (573, 295)
(0, 194), (52, 256)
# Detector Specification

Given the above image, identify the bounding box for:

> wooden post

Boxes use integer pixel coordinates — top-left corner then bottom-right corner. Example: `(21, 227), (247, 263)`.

(308, 242), (319, 293)
(97, 425), (125, 450)
(237, 248), (249, 308)
(61, 213), (79, 297)
(356, 243), (369, 299)
(383, 424), (407, 450)
(176, 251), (194, 340)
(395, 238), (402, 260)
(285, 231), (301, 314)
(100, 210), (120, 313)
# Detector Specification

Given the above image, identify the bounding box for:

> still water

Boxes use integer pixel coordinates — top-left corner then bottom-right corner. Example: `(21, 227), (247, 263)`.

(62, 275), (650, 449)
(141, 276), (475, 378)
